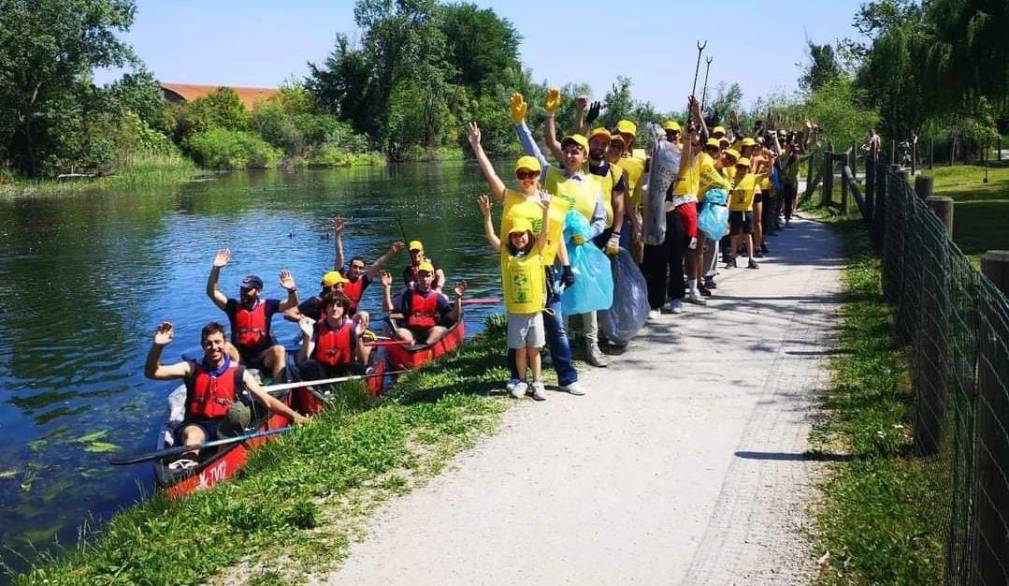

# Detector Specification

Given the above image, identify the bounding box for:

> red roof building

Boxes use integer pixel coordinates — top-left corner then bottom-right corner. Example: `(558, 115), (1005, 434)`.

(160, 83), (280, 110)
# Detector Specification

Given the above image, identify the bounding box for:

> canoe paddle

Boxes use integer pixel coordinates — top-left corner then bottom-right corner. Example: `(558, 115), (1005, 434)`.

(110, 426), (294, 466)
(460, 297), (500, 306)
(260, 369), (409, 393)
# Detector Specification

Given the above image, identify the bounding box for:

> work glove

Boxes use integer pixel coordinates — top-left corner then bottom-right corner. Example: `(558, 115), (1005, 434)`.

(510, 93), (527, 124)
(606, 232), (621, 256)
(586, 101), (602, 125)
(688, 237), (698, 250)
(561, 265), (575, 288)
(545, 88), (561, 113)
(571, 234), (586, 246)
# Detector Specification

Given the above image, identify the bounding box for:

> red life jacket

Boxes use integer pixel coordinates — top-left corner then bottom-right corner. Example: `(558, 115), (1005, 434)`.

(313, 319), (355, 367)
(343, 277), (367, 313)
(234, 301), (268, 349)
(185, 362), (245, 419)
(406, 290), (440, 329)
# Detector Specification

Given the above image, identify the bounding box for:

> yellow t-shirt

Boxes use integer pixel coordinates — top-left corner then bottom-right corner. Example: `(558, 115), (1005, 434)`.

(616, 155), (646, 208)
(501, 188), (568, 267)
(672, 155), (700, 196)
(586, 163), (623, 225)
(697, 152), (731, 201)
(729, 173), (760, 212)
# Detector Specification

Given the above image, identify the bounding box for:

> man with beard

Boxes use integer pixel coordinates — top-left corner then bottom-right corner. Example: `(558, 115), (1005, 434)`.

(206, 249), (299, 382)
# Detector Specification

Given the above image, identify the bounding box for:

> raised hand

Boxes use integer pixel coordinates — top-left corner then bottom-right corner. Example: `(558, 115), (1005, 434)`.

(331, 217), (346, 235)
(586, 101), (601, 124)
(154, 321), (174, 345)
(298, 316), (314, 338)
(380, 271), (393, 288)
(454, 280), (468, 298)
(279, 270), (296, 291)
(212, 249), (230, 268)
(575, 95), (588, 112)
(466, 121), (481, 147)
(545, 88), (561, 113)
(390, 241), (405, 253)
(353, 313), (368, 336)
(730, 109), (740, 127)
(537, 191), (552, 210)
(510, 93), (527, 124)
(478, 194), (492, 218)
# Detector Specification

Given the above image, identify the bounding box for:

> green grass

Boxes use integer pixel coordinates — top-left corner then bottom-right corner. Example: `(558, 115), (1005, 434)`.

(10, 317), (515, 585)
(809, 217), (946, 585)
(0, 152), (199, 197)
(930, 163), (1009, 265)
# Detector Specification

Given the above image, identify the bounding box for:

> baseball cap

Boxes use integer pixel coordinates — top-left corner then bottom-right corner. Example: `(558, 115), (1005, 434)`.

(742, 137), (757, 147)
(240, 275), (264, 290)
(705, 138), (721, 149)
(712, 125), (727, 136)
(321, 271), (348, 287)
(736, 157), (751, 167)
(409, 240), (424, 252)
(561, 134), (589, 153)
(724, 148), (740, 161)
(663, 120), (682, 132)
(616, 120), (637, 136)
(514, 155), (541, 173)
(417, 261), (435, 274)
(508, 218), (534, 235)
(588, 127), (612, 141)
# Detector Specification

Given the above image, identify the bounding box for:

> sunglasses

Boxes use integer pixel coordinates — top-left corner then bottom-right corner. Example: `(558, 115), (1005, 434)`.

(516, 170), (540, 180)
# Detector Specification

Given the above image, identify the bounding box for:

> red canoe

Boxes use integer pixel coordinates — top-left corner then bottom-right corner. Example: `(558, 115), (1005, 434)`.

(385, 319), (465, 370)
(153, 386), (293, 499)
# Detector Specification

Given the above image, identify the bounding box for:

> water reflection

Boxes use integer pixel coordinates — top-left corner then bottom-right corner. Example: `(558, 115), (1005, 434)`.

(0, 161), (505, 576)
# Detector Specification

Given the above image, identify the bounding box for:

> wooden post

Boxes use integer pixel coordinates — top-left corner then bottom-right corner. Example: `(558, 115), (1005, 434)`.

(822, 150), (834, 208)
(892, 139), (897, 165)
(999, 135), (1002, 162)
(866, 156), (876, 225)
(913, 196), (954, 456)
(975, 250), (1009, 586)
(915, 175), (934, 200)
(929, 137), (934, 170)
(841, 164), (850, 213)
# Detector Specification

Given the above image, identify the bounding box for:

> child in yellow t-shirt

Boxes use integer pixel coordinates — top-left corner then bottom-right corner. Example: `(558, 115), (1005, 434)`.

(726, 157), (764, 270)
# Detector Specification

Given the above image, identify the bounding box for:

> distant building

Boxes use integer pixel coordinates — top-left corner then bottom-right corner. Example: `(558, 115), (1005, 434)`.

(160, 83), (280, 110)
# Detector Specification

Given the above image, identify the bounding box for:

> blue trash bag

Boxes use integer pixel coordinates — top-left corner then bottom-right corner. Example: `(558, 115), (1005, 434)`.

(599, 248), (649, 345)
(697, 188), (729, 241)
(561, 211), (614, 315)
(771, 163), (782, 193)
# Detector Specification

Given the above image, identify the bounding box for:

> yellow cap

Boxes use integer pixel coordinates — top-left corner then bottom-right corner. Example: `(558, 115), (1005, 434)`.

(724, 148), (740, 161)
(742, 137), (757, 147)
(616, 120), (637, 137)
(712, 125), (727, 136)
(321, 271), (348, 287)
(417, 260), (435, 274)
(409, 240), (424, 252)
(705, 138), (721, 149)
(588, 127), (611, 141)
(561, 134), (589, 153)
(663, 120), (682, 132)
(514, 155), (541, 173)
(736, 157), (750, 167)
(508, 218), (534, 235)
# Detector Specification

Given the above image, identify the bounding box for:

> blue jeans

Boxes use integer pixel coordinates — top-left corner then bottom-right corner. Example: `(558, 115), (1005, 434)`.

(508, 266), (578, 386)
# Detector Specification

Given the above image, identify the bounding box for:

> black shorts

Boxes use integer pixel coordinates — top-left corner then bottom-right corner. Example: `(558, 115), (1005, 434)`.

(409, 326), (434, 344)
(754, 192), (767, 206)
(238, 345), (277, 371)
(729, 211), (753, 235)
(296, 359), (362, 382)
(176, 417), (222, 443)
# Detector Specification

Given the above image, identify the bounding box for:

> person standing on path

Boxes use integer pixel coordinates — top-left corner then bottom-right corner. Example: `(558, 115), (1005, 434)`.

(465, 121), (586, 396)
(725, 157), (762, 270)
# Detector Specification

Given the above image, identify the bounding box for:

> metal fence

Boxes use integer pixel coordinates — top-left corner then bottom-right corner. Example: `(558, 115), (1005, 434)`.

(857, 159), (1009, 585)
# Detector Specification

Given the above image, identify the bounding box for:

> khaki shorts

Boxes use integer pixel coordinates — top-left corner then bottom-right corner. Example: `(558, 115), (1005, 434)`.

(507, 312), (545, 349)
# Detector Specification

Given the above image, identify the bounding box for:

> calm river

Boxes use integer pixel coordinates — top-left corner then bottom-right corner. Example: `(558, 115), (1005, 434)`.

(0, 162), (507, 575)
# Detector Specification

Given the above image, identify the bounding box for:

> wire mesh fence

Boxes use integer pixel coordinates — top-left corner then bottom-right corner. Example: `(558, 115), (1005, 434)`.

(860, 159), (1009, 585)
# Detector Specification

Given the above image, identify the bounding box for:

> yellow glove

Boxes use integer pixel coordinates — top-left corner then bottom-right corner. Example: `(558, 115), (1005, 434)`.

(510, 93), (527, 124)
(571, 234), (586, 246)
(605, 232), (621, 256)
(545, 88), (561, 113)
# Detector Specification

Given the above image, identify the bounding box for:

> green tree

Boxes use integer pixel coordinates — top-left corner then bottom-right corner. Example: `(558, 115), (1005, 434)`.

(800, 42), (843, 93)
(0, 0), (137, 176)
(172, 87), (249, 144)
(438, 3), (521, 92)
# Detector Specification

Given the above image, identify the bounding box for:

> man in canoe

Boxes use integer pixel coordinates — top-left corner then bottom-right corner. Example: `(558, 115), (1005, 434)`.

(402, 240), (446, 292)
(381, 262), (466, 345)
(144, 321), (306, 466)
(331, 216), (406, 315)
(206, 249), (299, 382)
(295, 292), (369, 379)
(284, 270), (349, 323)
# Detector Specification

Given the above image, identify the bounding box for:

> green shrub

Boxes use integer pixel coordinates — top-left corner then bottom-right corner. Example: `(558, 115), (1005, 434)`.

(187, 129), (280, 170)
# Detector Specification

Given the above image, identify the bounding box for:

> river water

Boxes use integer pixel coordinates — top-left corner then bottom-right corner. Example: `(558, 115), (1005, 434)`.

(0, 162), (507, 574)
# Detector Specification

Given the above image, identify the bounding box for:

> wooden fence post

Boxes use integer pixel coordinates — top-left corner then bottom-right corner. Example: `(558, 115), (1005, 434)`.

(913, 196), (954, 456)
(841, 162), (850, 213)
(915, 175), (934, 200)
(821, 151), (833, 208)
(929, 137), (934, 170)
(866, 156), (876, 224)
(975, 251), (1009, 586)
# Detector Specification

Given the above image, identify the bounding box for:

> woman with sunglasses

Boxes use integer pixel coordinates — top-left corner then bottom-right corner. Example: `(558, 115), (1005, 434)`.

(466, 121), (587, 396)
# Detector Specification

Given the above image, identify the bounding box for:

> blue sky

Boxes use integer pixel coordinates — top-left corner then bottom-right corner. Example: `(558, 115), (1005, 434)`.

(96, 0), (869, 111)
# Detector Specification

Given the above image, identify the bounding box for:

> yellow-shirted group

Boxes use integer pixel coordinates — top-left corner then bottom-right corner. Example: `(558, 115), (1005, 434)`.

(467, 90), (816, 401)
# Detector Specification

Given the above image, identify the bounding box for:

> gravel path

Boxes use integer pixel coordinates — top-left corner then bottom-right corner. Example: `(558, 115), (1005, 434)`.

(316, 217), (843, 585)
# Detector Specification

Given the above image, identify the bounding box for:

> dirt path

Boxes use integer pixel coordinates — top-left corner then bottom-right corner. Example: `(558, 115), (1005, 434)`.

(316, 217), (843, 585)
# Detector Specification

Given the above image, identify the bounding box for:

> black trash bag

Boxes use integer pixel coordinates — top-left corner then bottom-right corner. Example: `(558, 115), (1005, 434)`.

(599, 248), (649, 345)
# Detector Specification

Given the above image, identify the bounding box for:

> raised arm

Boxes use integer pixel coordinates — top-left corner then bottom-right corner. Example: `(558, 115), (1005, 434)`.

(689, 96), (709, 144)
(206, 249), (230, 311)
(366, 241), (405, 281)
(380, 272), (396, 313)
(144, 322), (193, 380)
(466, 122), (506, 202)
(332, 217), (346, 270)
(296, 317), (314, 365)
(574, 95), (589, 135)
(450, 281), (467, 324)
(544, 89), (564, 162)
(535, 193), (551, 253)
(478, 195), (502, 252)
(512, 93), (551, 174)
(277, 270), (300, 312)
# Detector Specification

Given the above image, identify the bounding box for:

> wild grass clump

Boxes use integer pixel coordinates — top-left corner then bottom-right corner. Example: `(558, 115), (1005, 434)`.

(811, 218), (945, 585)
(13, 317), (511, 585)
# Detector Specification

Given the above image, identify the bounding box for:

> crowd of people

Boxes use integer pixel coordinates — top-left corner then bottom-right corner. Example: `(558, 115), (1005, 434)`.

(142, 88), (816, 463)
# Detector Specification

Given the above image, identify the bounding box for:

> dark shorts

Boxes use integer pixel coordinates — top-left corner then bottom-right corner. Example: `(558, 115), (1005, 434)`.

(409, 326), (434, 344)
(754, 192), (767, 206)
(238, 345), (278, 371)
(176, 417), (223, 443)
(729, 211), (753, 235)
(296, 359), (362, 382)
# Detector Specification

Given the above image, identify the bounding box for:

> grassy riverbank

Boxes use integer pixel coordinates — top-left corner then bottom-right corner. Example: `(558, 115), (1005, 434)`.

(0, 152), (199, 197)
(12, 317), (515, 585)
(810, 217), (945, 584)
(929, 162), (1009, 266)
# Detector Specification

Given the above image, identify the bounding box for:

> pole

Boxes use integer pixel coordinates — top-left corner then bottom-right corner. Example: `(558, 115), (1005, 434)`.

(687, 41), (707, 123)
(700, 56), (714, 112)
(929, 137), (934, 170)
(975, 250), (1009, 586)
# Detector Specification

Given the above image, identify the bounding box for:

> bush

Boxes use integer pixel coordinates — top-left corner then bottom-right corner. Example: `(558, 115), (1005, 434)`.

(308, 143), (384, 167)
(187, 129), (280, 170)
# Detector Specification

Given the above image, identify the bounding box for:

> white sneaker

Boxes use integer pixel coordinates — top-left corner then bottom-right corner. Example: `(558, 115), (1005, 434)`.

(505, 379), (519, 395)
(531, 381), (547, 401)
(648, 309), (661, 321)
(665, 299), (684, 314)
(688, 289), (708, 306)
(560, 381), (586, 396)
(511, 381), (528, 399)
